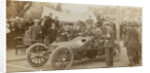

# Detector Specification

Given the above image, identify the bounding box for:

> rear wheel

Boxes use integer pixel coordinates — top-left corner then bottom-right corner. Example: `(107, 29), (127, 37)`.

(50, 47), (74, 70)
(26, 43), (49, 67)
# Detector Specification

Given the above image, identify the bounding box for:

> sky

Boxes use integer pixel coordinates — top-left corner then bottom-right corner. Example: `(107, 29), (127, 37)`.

(50, 2), (141, 14)
(50, 2), (112, 13)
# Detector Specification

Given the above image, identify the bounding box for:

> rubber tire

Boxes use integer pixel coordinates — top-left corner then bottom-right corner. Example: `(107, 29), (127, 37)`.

(26, 43), (49, 67)
(50, 46), (74, 70)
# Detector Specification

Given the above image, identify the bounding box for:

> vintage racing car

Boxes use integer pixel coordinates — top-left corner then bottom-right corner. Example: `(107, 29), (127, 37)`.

(26, 36), (120, 70)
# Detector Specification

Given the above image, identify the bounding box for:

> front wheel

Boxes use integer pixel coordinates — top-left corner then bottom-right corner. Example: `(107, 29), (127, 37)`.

(26, 43), (49, 67)
(50, 47), (74, 70)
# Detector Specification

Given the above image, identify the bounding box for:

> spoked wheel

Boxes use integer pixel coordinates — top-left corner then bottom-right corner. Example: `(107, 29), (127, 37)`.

(113, 45), (120, 62)
(26, 43), (50, 67)
(50, 47), (74, 70)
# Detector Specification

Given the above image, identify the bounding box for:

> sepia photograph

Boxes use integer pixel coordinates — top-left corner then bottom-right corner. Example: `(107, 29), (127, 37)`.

(6, 0), (142, 72)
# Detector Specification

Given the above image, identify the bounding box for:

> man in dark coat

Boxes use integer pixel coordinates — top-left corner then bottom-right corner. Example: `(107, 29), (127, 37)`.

(54, 16), (60, 29)
(125, 25), (141, 66)
(103, 22), (115, 67)
(53, 16), (60, 41)
(47, 16), (60, 43)
(96, 14), (105, 27)
(42, 13), (53, 37)
(26, 18), (34, 28)
(15, 18), (25, 36)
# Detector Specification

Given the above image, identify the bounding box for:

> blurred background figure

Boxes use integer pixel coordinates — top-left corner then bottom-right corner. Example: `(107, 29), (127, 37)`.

(86, 15), (94, 28)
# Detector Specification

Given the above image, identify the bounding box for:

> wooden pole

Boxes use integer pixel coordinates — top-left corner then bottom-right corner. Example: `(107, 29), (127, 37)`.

(116, 6), (120, 43)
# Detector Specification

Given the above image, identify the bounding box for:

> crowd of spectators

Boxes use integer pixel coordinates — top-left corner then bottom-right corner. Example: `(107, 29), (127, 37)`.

(6, 13), (141, 51)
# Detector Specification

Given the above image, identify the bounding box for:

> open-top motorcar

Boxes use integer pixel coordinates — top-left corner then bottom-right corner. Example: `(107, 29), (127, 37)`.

(26, 35), (120, 70)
